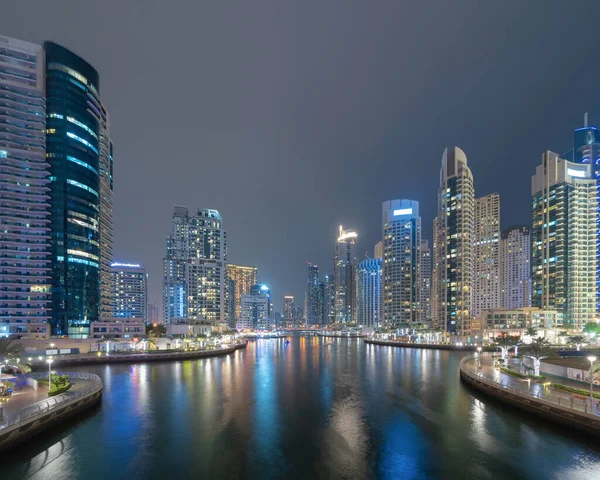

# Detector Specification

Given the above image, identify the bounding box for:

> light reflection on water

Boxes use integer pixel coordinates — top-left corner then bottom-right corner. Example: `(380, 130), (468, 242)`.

(5, 337), (600, 479)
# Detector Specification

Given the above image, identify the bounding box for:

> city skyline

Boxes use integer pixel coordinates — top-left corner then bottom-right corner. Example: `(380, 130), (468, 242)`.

(3, 2), (600, 314)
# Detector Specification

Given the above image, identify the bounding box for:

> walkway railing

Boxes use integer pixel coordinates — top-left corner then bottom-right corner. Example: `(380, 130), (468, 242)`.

(460, 355), (598, 416)
(0, 372), (103, 430)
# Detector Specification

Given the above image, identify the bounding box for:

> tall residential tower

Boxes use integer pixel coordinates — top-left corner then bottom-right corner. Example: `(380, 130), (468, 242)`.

(334, 226), (357, 323)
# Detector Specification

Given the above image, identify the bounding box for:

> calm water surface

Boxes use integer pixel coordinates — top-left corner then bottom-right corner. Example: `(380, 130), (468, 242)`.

(5, 337), (600, 479)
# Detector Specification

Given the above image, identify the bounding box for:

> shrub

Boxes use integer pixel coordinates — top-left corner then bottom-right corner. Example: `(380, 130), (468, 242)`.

(498, 366), (546, 381)
(550, 383), (600, 400)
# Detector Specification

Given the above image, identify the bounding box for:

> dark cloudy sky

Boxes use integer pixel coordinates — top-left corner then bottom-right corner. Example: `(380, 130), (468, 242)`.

(3, 1), (600, 313)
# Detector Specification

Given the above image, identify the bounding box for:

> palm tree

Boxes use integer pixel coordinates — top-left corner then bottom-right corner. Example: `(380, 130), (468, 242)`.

(567, 335), (587, 351)
(0, 338), (22, 362)
(524, 336), (551, 376)
(525, 327), (538, 342)
(495, 334), (520, 362)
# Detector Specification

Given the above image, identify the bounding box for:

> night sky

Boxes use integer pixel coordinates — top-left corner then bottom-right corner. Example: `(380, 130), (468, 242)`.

(3, 1), (600, 313)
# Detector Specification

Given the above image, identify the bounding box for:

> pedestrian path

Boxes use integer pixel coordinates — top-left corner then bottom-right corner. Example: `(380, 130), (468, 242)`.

(467, 354), (599, 416)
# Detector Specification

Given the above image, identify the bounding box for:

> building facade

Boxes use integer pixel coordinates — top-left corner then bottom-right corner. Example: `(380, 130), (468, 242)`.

(323, 274), (335, 325)
(226, 264), (258, 326)
(419, 240), (432, 323)
(0, 37), (51, 331)
(382, 199), (421, 324)
(500, 226), (531, 309)
(356, 258), (382, 327)
(472, 193), (500, 317)
(163, 206), (226, 325)
(531, 152), (596, 329)
(432, 147), (475, 337)
(334, 226), (357, 323)
(481, 307), (563, 342)
(111, 263), (147, 322)
(283, 295), (294, 327)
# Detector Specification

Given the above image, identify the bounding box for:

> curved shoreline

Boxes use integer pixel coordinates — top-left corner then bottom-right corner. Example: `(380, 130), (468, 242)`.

(31, 342), (247, 368)
(364, 338), (495, 351)
(459, 356), (600, 438)
(0, 373), (103, 452)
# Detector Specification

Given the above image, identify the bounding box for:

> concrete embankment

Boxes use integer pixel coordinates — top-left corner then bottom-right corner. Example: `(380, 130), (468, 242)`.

(459, 356), (600, 438)
(0, 373), (103, 452)
(364, 338), (494, 352)
(31, 342), (247, 369)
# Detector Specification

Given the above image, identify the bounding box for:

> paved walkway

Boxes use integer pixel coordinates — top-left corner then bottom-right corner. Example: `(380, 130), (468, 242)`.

(468, 354), (600, 415)
(0, 375), (93, 425)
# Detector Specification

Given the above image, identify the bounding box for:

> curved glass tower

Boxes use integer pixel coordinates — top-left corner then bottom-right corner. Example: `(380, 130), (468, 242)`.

(44, 42), (106, 337)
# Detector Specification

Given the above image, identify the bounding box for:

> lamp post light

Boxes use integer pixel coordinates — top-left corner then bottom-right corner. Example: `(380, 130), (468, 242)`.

(588, 356), (597, 410)
(46, 357), (54, 392)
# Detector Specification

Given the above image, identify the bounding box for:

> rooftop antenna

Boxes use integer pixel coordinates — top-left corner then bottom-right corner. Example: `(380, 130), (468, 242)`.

(584, 112), (588, 127)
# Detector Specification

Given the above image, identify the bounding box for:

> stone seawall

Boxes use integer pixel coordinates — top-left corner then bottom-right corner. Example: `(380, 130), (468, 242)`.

(33, 342), (247, 368)
(364, 339), (495, 352)
(459, 357), (600, 438)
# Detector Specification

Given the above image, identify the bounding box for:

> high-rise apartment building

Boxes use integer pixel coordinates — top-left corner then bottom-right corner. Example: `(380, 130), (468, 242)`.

(163, 206), (226, 325)
(239, 292), (269, 330)
(111, 263), (147, 322)
(382, 199), (421, 324)
(500, 226), (531, 309)
(419, 240), (432, 322)
(305, 263), (324, 326)
(572, 114), (600, 312)
(226, 264), (258, 325)
(283, 295), (294, 327)
(0, 37), (51, 328)
(374, 241), (383, 260)
(250, 284), (271, 320)
(334, 226), (357, 323)
(532, 152), (596, 329)
(293, 305), (304, 328)
(356, 258), (382, 327)
(432, 147), (475, 336)
(472, 193), (500, 317)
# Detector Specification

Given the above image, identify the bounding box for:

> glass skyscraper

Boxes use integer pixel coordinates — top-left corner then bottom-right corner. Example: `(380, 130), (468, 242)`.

(356, 258), (382, 327)
(45, 42), (112, 337)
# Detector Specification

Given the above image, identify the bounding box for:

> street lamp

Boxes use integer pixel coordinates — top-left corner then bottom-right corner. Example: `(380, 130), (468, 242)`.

(46, 357), (54, 392)
(588, 356), (597, 410)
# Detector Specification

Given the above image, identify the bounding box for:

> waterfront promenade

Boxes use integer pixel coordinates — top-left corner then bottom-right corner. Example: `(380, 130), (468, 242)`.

(364, 338), (495, 351)
(461, 354), (600, 437)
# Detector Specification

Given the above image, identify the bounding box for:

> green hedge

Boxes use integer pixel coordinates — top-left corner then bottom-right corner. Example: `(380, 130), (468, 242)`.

(550, 383), (600, 400)
(498, 366), (546, 381)
(49, 382), (72, 396)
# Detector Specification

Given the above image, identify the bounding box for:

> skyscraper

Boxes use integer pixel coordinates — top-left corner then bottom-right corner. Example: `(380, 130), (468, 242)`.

(293, 304), (304, 328)
(472, 193), (500, 317)
(323, 274), (335, 325)
(0, 37), (51, 328)
(305, 263), (324, 326)
(111, 263), (147, 322)
(250, 284), (271, 320)
(572, 114), (600, 312)
(226, 264), (258, 325)
(283, 295), (294, 327)
(356, 258), (382, 327)
(531, 152), (596, 329)
(374, 241), (383, 260)
(418, 240), (432, 323)
(163, 206), (226, 325)
(334, 226), (357, 323)
(500, 226), (531, 309)
(432, 147), (475, 337)
(382, 199), (421, 324)
(44, 41), (113, 337)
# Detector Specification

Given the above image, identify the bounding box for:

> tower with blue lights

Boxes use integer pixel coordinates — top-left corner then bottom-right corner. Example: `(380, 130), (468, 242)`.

(572, 113), (600, 313)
